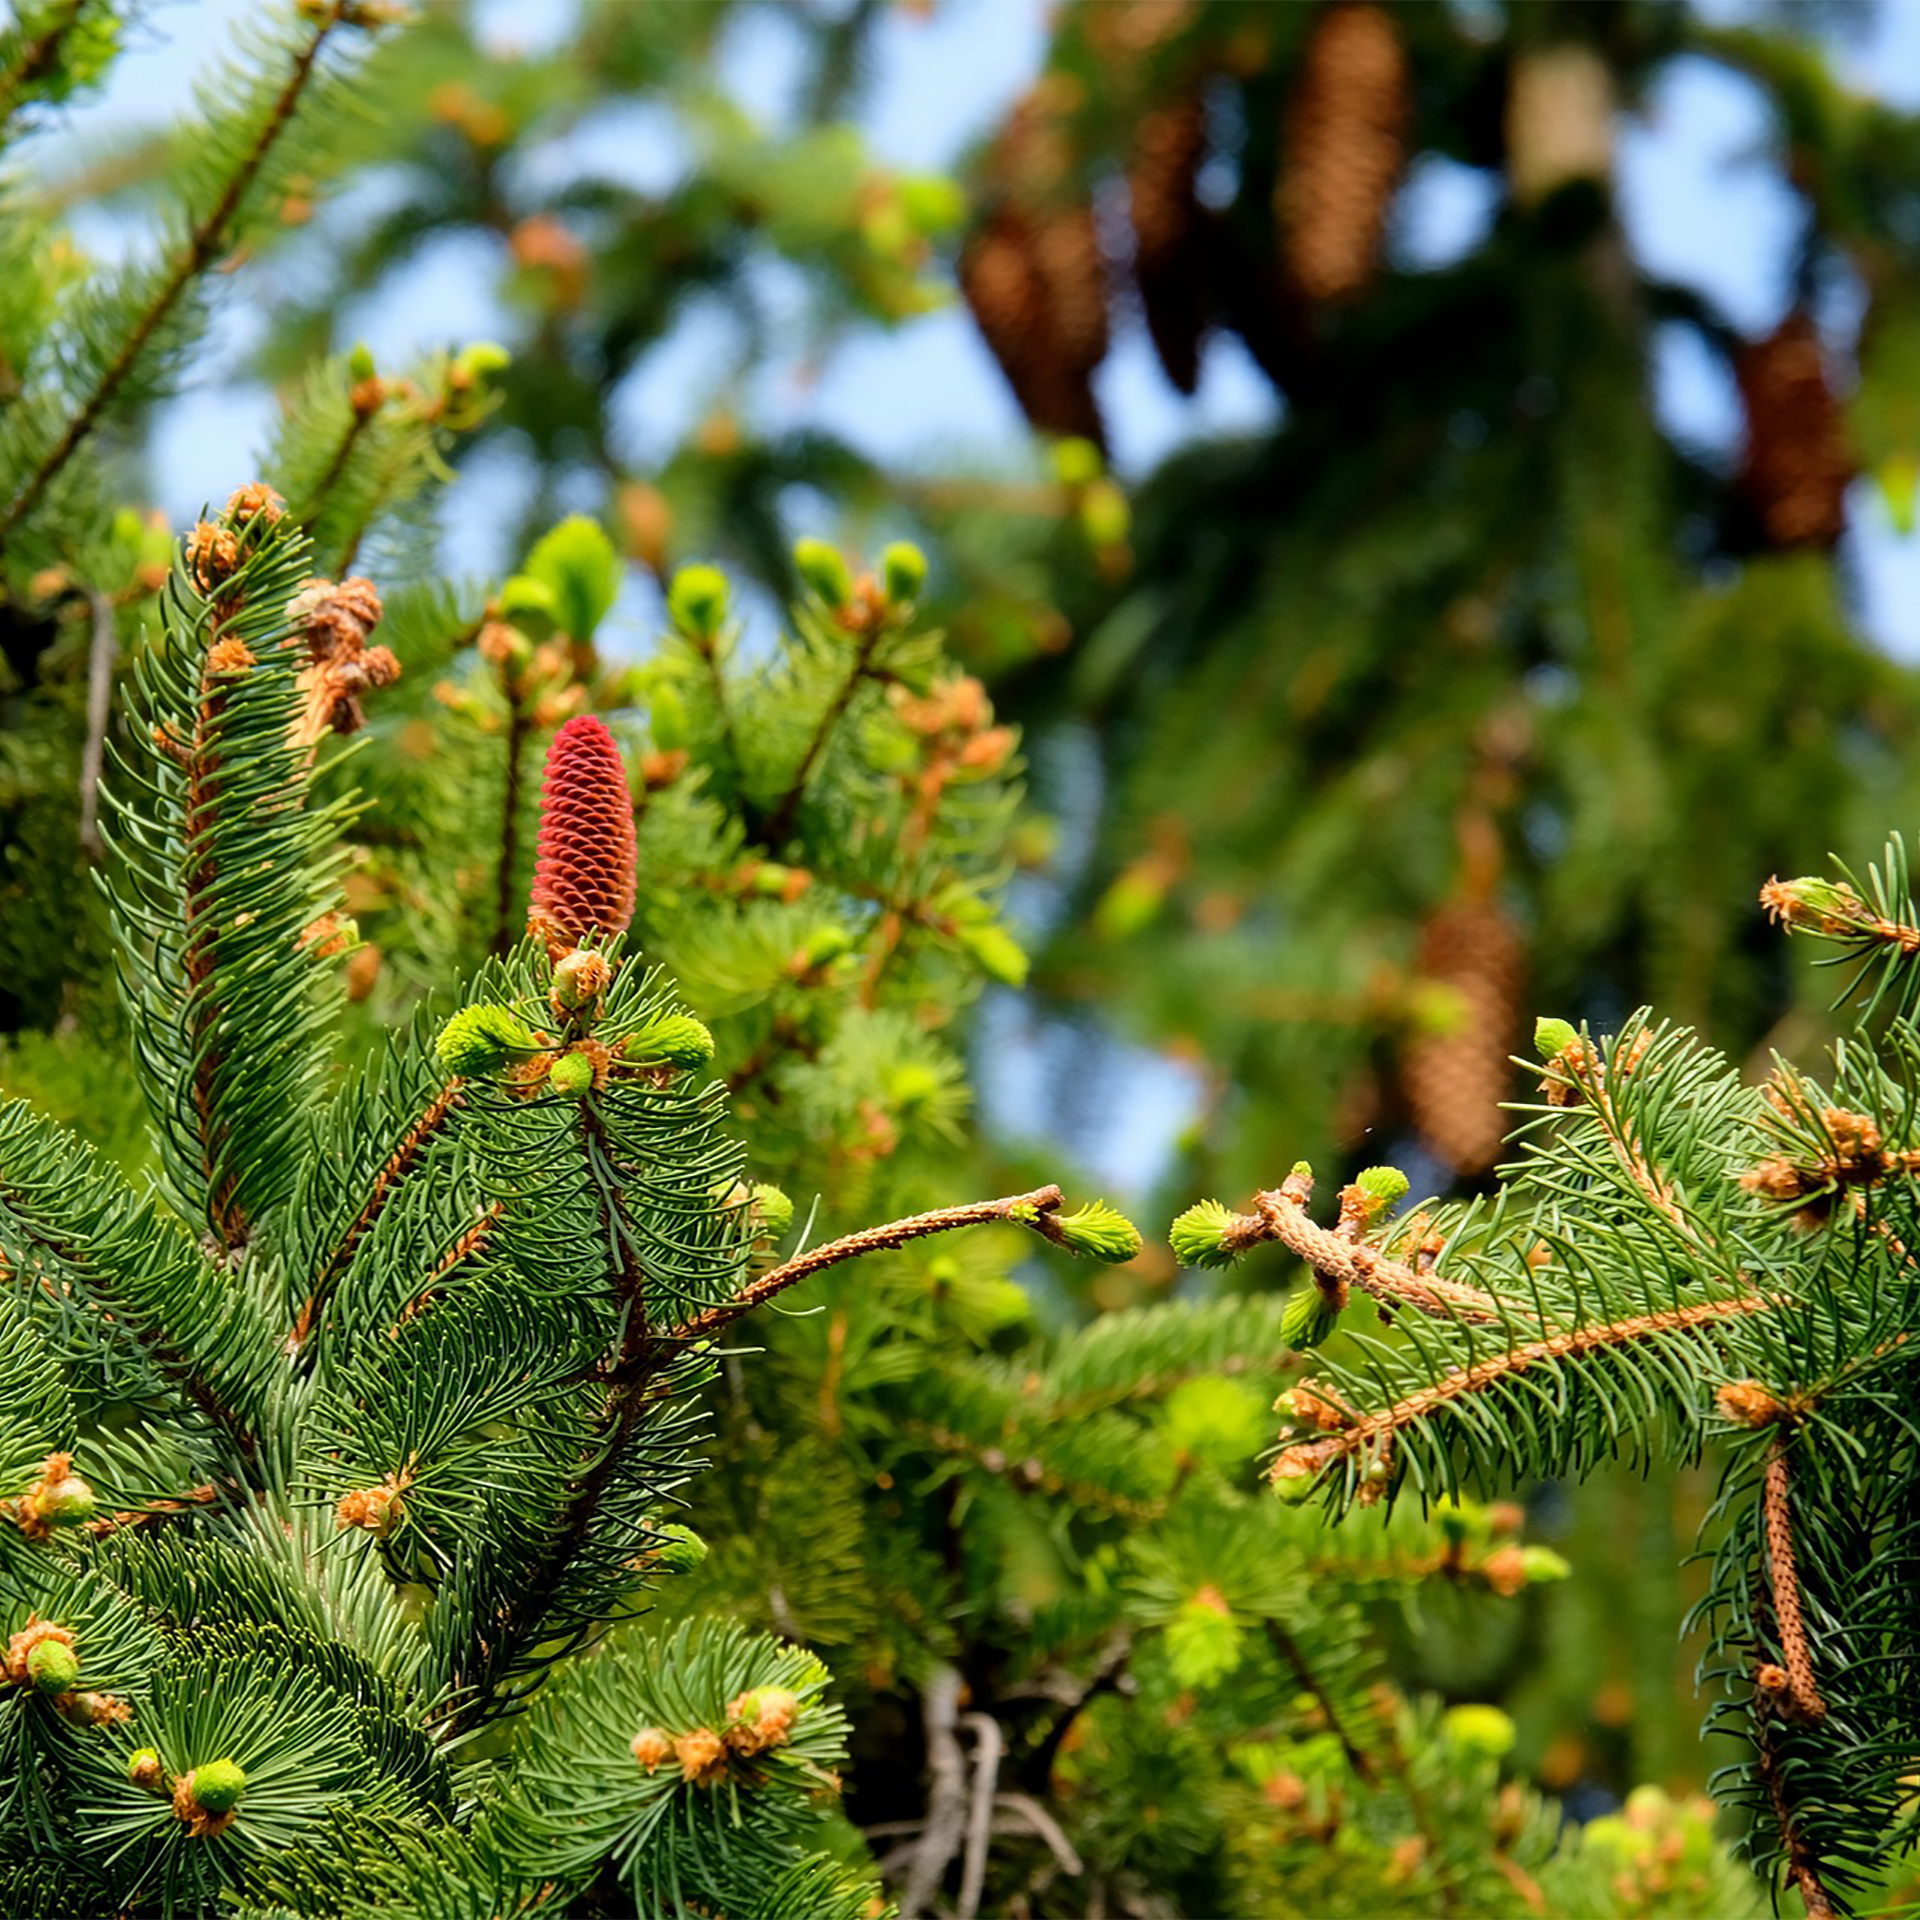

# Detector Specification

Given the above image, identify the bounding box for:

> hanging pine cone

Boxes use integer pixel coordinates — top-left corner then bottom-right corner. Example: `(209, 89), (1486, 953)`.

(959, 83), (1111, 447)
(1402, 902), (1525, 1179)
(1129, 91), (1211, 394)
(1735, 312), (1854, 550)
(1275, 3), (1410, 307)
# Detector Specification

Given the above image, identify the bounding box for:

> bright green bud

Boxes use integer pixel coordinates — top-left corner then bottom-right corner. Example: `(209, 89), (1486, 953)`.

(41, 1471), (95, 1526)
(1078, 478), (1131, 548)
(188, 1758), (247, 1815)
(897, 172), (965, 234)
(667, 564), (729, 639)
(1270, 1453), (1319, 1503)
(1289, 1161), (1313, 1183)
(793, 537), (853, 608)
(750, 1183), (793, 1240)
(799, 924), (853, 970)
(1519, 1545), (1571, 1584)
(1279, 1283), (1342, 1351)
(880, 540), (927, 605)
(649, 1522), (708, 1574)
(1050, 436), (1103, 489)
(128, 1748), (164, 1790)
(548, 1052), (595, 1098)
(1534, 1016), (1580, 1060)
(1169, 1199), (1241, 1270)
(1352, 1167), (1409, 1217)
(954, 920), (1028, 987)
(453, 341), (511, 383)
(649, 680), (689, 749)
(887, 1061), (942, 1112)
(25, 1640), (77, 1695)
(436, 1003), (537, 1076)
(347, 341), (377, 383)
(1443, 1704), (1516, 1760)
(750, 862), (802, 897)
(629, 1013), (715, 1068)
(1049, 1200), (1143, 1264)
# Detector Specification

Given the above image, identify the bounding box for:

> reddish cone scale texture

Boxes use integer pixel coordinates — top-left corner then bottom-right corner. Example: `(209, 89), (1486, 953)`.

(527, 716), (638, 958)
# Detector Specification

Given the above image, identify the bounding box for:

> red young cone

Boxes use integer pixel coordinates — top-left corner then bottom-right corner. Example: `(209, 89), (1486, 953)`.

(527, 715), (638, 959)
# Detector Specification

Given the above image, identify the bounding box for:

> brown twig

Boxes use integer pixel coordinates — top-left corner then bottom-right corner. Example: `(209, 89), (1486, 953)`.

(661, 1186), (1064, 1353)
(0, 9), (343, 548)
(1761, 1443), (1827, 1723)
(76, 587), (117, 861)
(82, 1485), (219, 1536)
(1263, 1618), (1378, 1788)
(1274, 1293), (1778, 1482)
(899, 1666), (969, 1919)
(1754, 1708), (1836, 1918)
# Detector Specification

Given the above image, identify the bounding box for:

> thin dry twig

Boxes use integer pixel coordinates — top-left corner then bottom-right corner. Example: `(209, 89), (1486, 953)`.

(1762, 1443), (1827, 1723)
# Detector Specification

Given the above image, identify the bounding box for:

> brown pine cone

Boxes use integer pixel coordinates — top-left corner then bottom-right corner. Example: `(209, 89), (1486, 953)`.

(1402, 902), (1525, 1178)
(1129, 92), (1211, 393)
(960, 85), (1111, 446)
(1276, 3), (1410, 307)
(1736, 312), (1853, 550)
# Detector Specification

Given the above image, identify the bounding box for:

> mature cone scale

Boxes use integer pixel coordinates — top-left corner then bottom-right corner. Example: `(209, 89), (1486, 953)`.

(1735, 311), (1855, 550)
(1402, 901), (1526, 1178)
(1129, 91), (1211, 394)
(1276, 2), (1411, 306)
(959, 83), (1111, 447)
(527, 714), (639, 957)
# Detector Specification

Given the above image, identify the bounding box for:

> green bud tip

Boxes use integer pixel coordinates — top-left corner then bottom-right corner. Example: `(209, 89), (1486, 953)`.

(128, 1748), (164, 1787)
(1519, 1545), (1571, 1583)
(1442, 1703), (1516, 1760)
(25, 1640), (78, 1695)
(452, 341), (511, 382)
(1353, 1166), (1410, 1215)
(347, 342), (377, 382)
(632, 1013), (715, 1068)
(436, 1003), (537, 1077)
(649, 1523), (708, 1574)
(1534, 1016), (1580, 1060)
(880, 540), (927, 604)
(1289, 1160), (1313, 1182)
(1169, 1199), (1241, 1270)
(667, 564), (729, 639)
(888, 1061), (942, 1110)
(548, 1052), (595, 1098)
(188, 1759), (247, 1815)
(1051, 1200), (1143, 1265)
(1050, 436), (1103, 488)
(793, 537), (853, 608)
(750, 1184), (794, 1239)
(801, 924), (853, 969)
(42, 1473), (95, 1526)
(1278, 1283), (1342, 1351)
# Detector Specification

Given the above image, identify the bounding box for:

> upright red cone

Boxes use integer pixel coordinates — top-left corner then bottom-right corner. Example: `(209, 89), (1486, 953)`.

(527, 715), (638, 959)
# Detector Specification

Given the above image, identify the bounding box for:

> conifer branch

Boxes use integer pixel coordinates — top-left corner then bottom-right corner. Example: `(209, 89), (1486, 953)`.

(0, 8), (342, 547)
(762, 626), (884, 850)
(293, 1077), (466, 1350)
(663, 1186), (1065, 1350)
(0, 0), (86, 133)
(1761, 1444), (1826, 1724)
(1755, 1711), (1836, 1919)
(1261, 1617), (1378, 1787)
(1248, 1186), (1507, 1324)
(1274, 1294), (1777, 1483)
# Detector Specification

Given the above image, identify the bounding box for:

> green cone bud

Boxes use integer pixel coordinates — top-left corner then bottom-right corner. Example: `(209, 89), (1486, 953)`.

(347, 342), (377, 383)
(1352, 1167), (1409, 1218)
(649, 680), (688, 750)
(667, 564), (729, 639)
(880, 540), (927, 605)
(1279, 1283), (1342, 1351)
(128, 1747), (165, 1790)
(793, 537), (853, 608)
(41, 1471), (95, 1526)
(954, 920), (1028, 987)
(1443, 1703), (1516, 1760)
(1169, 1199), (1241, 1270)
(25, 1640), (77, 1695)
(452, 341), (511, 383)
(436, 1003), (537, 1076)
(649, 1522), (708, 1574)
(799, 924), (852, 970)
(628, 1012), (715, 1068)
(188, 1758), (247, 1815)
(1534, 1016), (1580, 1060)
(548, 1052), (595, 1097)
(1050, 436), (1102, 488)
(750, 1183), (794, 1240)
(1519, 1545), (1571, 1584)
(1049, 1200), (1143, 1264)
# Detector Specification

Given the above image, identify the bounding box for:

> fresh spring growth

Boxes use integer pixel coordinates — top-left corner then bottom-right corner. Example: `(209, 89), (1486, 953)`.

(667, 563), (729, 639)
(548, 1052), (595, 1098)
(792, 537), (853, 608)
(436, 1003), (537, 1076)
(1051, 1200), (1144, 1265)
(1279, 1282), (1342, 1351)
(186, 1759), (247, 1815)
(1169, 1199), (1243, 1269)
(626, 1012), (715, 1068)
(880, 540), (927, 605)
(648, 1524), (708, 1575)
(1443, 1704), (1517, 1761)
(1534, 1016), (1580, 1060)
(26, 1639), (79, 1695)
(749, 1184), (794, 1240)
(1351, 1166), (1409, 1218)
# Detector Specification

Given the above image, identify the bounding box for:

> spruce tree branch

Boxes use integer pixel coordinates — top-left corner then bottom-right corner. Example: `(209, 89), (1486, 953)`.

(1250, 1188), (1507, 1324)
(292, 1076), (466, 1353)
(761, 627), (884, 850)
(660, 1185), (1065, 1351)
(1262, 1617), (1378, 1787)
(0, 8), (341, 547)
(1020, 1634), (1132, 1793)
(1755, 1708), (1837, 1919)
(491, 694), (531, 957)
(0, 0), (86, 133)
(1762, 1443), (1827, 1723)
(1275, 1294), (1777, 1480)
